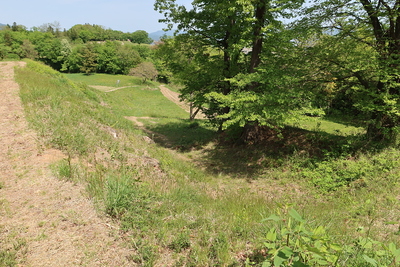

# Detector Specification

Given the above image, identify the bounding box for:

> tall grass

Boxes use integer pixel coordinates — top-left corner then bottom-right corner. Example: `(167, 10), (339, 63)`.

(14, 60), (400, 266)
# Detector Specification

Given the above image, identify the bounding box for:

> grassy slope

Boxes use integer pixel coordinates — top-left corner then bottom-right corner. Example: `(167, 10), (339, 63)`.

(15, 61), (400, 266)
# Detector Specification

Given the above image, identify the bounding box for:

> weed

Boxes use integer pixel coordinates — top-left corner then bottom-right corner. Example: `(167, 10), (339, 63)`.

(131, 240), (157, 267)
(250, 209), (400, 267)
(168, 231), (191, 252)
(51, 158), (75, 181)
(0, 249), (16, 267)
(208, 232), (231, 266)
(104, 174), (137, 219)
(0, 235), (27, 267)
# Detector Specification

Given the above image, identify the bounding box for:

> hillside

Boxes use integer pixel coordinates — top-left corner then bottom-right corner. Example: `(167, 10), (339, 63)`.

(2, 60), (399, 266)
(0, 62), (133, 266)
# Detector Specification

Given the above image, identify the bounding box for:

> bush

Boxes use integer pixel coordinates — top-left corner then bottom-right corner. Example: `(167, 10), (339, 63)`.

(302, 150), (400, 192)
(129, 62), (158, 83)
(247, 209), (400, 267)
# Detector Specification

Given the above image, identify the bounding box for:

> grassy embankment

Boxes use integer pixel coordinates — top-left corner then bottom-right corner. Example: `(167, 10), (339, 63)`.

(8, 59), (400, 266)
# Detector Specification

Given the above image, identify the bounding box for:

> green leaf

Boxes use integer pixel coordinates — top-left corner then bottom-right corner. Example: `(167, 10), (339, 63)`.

(362, 254), (378, 267)
(274, 251), (289, 267)
(263, 214), (282, 222)
(330, 243), (343, 251)
(266, 229), (277, 242)
(281, 246), (294, 258)
(388, 243), (400, 262)
(313, 225), (326, 235)
(289, 209), (305, 222)
(293, 261), (309, 267)
(384, 221), (399, 225)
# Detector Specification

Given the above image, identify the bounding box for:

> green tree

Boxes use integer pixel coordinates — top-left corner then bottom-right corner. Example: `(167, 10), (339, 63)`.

(0, 44), (11, 60)
(20, 39), (38, 59)
(115, 44), (141, 74)
(155, 0), (304, 135)
(79, 44), (98, 75)
(36, 38), (63, 69)
(96, 41), (121, 74)
(62, 44), (84, 73)
(129, 61), (158, 83)
(129, 30), (153, 44)
(59, 39), (73, 71)
(301, 0), (400, 142)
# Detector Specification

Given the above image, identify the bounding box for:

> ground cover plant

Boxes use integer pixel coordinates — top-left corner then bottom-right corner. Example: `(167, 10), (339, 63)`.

(12, 60), (400, 266)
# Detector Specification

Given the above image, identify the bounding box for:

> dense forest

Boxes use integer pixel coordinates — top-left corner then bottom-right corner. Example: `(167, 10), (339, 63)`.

(0, 22), (155, 75)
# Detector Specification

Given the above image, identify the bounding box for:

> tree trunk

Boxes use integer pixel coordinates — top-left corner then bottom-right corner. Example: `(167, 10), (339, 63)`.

(249, 1), (267, 74)
(242, 1), (268, 141)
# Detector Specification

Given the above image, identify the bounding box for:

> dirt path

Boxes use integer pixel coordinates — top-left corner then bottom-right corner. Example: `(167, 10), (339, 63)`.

(159, 85), (204, 119)
(89, 85), (139, 93)
(0, 62), (134, 266)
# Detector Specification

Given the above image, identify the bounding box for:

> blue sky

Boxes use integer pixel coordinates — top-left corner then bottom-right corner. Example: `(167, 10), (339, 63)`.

(1, 0), (192, 33)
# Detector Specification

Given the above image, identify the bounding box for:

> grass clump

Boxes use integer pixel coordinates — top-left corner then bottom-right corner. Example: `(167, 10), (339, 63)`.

(0, 250), (16, 267)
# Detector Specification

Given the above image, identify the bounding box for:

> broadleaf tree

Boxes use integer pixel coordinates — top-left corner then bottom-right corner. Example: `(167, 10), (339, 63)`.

(299, 0), (400, 142)
(155, 0), (307, 139)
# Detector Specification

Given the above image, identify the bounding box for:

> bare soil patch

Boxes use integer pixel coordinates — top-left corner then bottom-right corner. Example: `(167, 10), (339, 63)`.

(159, 85), (205, 119)
(124, 116), (155, 127)
(89, 85), (138, 92)
(0, 62), (134, 266)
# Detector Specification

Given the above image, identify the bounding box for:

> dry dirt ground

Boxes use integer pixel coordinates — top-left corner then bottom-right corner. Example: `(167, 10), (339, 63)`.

(0, 62), (135, 266)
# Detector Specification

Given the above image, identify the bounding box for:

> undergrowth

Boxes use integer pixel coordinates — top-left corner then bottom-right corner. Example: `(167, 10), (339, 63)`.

(12, 59), (400, 266)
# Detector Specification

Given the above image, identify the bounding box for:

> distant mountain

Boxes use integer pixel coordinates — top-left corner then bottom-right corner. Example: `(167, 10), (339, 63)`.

(149, 30), (175, 42)
(0, 23), (6, 29)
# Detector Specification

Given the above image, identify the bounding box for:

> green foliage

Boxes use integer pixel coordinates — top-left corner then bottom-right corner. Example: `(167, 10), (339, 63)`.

(251, 209), (400, 267)
(79, 44), (98, 75)
(297, 0), (400, 142)
(302, 148), (400, 192)
(155, 0), (310, 132)
(0, 23), (150, 75)
(95, 41), (121, 74)
(66, 24), (152, 44)
(115, 44), (142, 75)
(128, 61), (158, 83)
(0, 44), (12, 59)
(129, 30), (153, 44)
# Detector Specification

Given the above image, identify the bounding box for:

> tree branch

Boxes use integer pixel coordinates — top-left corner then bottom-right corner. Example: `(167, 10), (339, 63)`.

(359, 0), (385, 44)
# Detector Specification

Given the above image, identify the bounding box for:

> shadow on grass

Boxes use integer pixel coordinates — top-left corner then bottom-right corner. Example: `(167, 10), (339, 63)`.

(147, 119), (216, 151)
(198, 126), (353, 178)
(323, 113), (368, 129)
(146, 120), (385, 178)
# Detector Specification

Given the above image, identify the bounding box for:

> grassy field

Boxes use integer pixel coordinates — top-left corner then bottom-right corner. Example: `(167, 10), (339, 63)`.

(13, 60), (400, 266)
(65, 73), (143, 88)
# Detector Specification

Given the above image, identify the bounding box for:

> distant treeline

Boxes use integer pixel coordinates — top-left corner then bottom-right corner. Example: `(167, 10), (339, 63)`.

(0, 22), (163, 77)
